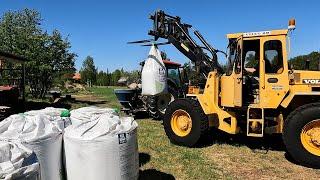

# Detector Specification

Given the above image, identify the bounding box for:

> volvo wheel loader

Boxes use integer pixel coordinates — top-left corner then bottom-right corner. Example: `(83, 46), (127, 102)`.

(136, 10), (320, 168)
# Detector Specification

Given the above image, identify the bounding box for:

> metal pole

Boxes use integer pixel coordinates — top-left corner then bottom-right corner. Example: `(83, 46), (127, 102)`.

(22, 63), (26, 111)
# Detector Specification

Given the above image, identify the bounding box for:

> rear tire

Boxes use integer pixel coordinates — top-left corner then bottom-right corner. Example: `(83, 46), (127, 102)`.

(147, 85), (178, 119)
(283, 102), (320, 168)
(163, 99), (209, 147)
(147, 96), (161, 119)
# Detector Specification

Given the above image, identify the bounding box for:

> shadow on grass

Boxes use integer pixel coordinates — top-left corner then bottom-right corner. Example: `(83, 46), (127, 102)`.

(70, 99), (108, 106)
(196, 128), (286, 152)
(139, 169), (175, 180)
(139, 152), (151, 167)
(24, 98), (110, 111)
(24, 100), (71, 111)
(139, 152), (175, 180)
(142, 120), (286, 152)
(133, 112), (150, 119)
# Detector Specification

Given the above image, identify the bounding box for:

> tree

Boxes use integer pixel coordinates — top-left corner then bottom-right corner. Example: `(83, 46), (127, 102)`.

(0, 9), (76, 98)
(106, 68), (111, 86)
(96, 70), (109, 86)
(111, 69), (122, 85)
(245, 53), (257, 68)
(161, 51), (167, 60)
(80, 56), (97, 86)
(127, 70), (140, 83)
(289, 51), (320, 70)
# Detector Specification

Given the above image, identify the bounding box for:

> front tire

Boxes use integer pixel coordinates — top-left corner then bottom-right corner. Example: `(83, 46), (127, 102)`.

(283, 102), (320, 168)
(163, 99), (209, 147)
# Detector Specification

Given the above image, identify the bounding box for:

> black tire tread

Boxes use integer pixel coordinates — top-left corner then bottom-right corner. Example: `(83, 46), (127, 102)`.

(283, 102), (320, 168)
(147, 97), (160, 118)
(163, 98), (209, 147)
(185, 99), (209, 138)
(147, 85), (178, 119)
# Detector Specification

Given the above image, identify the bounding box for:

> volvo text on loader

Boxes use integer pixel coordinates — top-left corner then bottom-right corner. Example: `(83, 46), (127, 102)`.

(137, 10), (320, 168)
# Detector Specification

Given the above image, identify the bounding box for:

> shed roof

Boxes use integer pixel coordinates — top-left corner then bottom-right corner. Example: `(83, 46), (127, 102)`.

(0, 51), (28, 62)
(72, 73), (81, 80)
(163, 60), (181, 67)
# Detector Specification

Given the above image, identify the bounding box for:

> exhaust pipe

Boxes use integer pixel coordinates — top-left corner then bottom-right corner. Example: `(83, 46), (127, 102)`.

(305, 59), (310, 70)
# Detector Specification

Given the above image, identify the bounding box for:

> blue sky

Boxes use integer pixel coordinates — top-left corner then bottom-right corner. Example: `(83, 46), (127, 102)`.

(1, 0), (320, 72)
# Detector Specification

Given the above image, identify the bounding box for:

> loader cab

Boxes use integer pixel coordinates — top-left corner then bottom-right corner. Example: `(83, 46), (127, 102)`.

(163, 60), (182, 88)
(163, 60), (189, 98)
(221, 30), (290, 109)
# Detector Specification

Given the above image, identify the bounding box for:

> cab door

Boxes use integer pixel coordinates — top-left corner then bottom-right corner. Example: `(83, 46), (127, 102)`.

(260, 36), (289, 108)
(221, 36), (243, 107)
(233, 36), (243, 107)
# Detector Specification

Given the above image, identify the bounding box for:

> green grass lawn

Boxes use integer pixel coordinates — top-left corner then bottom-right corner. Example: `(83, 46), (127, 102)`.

(138, 119), (229, 180)
(71, 86), (320, 179)
(68, 86), (123, 110)
(87, 86), (122, 109)
(138, 119), (320, 180)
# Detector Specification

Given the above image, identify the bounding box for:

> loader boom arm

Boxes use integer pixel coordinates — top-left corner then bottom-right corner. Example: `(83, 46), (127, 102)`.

(148, 10), (223, 76)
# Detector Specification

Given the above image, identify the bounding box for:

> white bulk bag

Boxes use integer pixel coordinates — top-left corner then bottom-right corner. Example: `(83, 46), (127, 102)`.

(64, 115), (139, 180)
(24, 107), (71, 131)
(70, 106), (117, 126)
(0, 141), (40, 180)
(0, 114), (63, 180)
(141, 45), (167, 95)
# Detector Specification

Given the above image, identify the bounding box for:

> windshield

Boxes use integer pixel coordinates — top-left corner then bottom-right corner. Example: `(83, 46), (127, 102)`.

(226, 39), (237, 76)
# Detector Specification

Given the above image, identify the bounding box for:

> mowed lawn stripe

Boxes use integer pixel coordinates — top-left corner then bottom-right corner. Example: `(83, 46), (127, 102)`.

(138, 119), (230, 180)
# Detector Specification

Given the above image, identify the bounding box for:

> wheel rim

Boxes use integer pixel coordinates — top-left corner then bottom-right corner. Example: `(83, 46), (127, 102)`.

(157, 93), (174, 114)
(170, 109), (192, 137)
(300, 119), (320, 156)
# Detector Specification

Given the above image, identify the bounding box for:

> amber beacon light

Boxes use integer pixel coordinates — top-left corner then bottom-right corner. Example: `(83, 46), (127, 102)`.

(288, 18), (296, 30)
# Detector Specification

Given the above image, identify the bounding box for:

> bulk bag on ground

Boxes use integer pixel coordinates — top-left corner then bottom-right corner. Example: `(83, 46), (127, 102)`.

(0, 141), (40, 180)
(64, 114), (139, 180)
(70, 106), (117, 126)
(141, 45), (167, 96)
(24, 107), (71, 131)
(0, 114), (63, 180)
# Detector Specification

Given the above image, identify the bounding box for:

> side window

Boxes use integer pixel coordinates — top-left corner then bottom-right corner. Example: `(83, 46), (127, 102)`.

(264, 40), (283, 74)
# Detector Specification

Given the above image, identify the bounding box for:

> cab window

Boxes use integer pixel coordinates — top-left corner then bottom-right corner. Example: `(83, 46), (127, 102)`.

(226, 38), (243, 76)
(167, 68), (180, 85)
(243, 39), (260, 76)
(264, 40), (283, 74)
(245, 51), (257, 68)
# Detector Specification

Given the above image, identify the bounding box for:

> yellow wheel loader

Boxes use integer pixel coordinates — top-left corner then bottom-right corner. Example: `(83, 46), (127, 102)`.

(137, 10), (320, 168)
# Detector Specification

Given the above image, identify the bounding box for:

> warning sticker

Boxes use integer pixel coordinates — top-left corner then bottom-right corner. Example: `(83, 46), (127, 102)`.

(118, 133), (127, 144)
